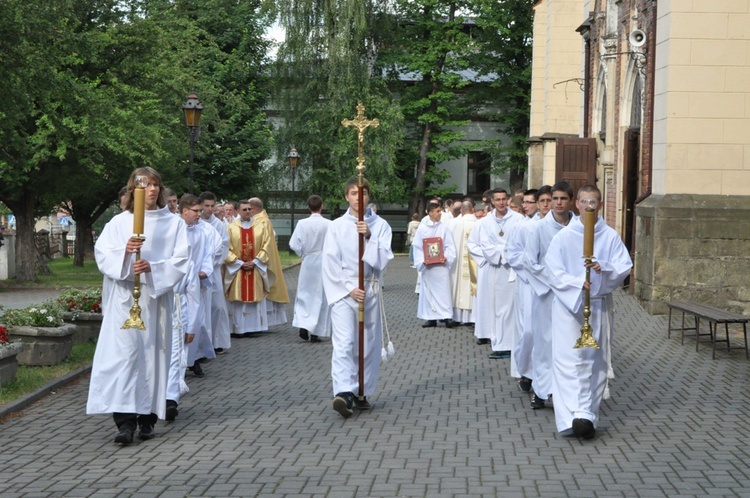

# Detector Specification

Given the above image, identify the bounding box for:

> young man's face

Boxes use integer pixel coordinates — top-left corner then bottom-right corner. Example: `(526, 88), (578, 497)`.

(144, 179), (161, 210)
(522, 194), (538, 216)
(427, 206), (442, 223)
(576, 191), (601, 213)
(181, 204), (202, 226)
(491, 192), (508, 216)
(537, 193), (552, 216)
(201, 199), (216, 219)
(345, 185), (370, 214)
(551, 190), (572, 216)
(238, 203), (253, 222)
(167, 195), (178, 214)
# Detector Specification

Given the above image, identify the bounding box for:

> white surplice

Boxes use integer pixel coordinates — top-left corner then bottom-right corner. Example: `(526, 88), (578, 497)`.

(322, 208), (392, 397)
(185, 220), (217, 365)
(544, 216), (632, 433)
(413, 219), (456, 321)
(503, 214), (539, 379)
(467, 208), (525, 352)
(449, 214), (477, 324)
(525, 211), (574, 400)
(87, 207), (189, 420)
(205, 214), (232, 349)
(290, 213), (331, 337)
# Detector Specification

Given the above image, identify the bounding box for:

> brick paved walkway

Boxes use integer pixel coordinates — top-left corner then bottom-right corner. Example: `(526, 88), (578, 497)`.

(1, 256), (749, 497)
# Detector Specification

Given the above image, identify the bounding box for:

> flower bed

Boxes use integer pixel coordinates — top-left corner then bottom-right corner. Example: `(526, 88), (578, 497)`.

(0, 325), (23, 386)
(58, 288), (103, 344)
(3, 301), (75, 366)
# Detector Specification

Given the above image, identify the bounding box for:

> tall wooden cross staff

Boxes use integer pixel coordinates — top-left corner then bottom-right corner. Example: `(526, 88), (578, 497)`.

(342, 102), (379, 402)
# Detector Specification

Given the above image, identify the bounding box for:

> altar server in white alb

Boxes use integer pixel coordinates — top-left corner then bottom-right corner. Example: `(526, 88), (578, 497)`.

(323, 177), (393, 418)
(502, 188), (540, 389)
(525, 184), (571, 410)
(166, 194), (207, 421)
(467, 188), (525, 358)
(544, 185), (632, 440)
(87, 167), (189, 445)
(290, 194), (331, 343)
(413, 201), (457, 328)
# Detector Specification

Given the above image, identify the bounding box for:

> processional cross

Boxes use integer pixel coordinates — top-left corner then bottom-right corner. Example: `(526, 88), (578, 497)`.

(342, 103), (380, 177)
(341, 102), (379, 402)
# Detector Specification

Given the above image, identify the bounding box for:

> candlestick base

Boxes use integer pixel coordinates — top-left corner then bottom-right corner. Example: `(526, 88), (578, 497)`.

(574, 322), (600, 349)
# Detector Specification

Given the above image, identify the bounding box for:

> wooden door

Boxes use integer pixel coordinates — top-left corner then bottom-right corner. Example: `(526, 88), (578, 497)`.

(555, 137), (597, 196)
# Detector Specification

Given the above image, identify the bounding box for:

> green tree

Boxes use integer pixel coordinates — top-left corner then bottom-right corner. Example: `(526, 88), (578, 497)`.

(268, 0), (406, 211)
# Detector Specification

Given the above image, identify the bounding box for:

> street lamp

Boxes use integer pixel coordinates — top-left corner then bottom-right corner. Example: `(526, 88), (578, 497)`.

(183, 93), (204, 194)
(288, 148), (300, 242)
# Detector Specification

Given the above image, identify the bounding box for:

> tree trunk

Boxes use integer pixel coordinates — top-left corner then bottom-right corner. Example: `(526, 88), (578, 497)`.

(11, 193), (39, 281)
(408, 122), (433, 219)
(73, 214), (95, 267)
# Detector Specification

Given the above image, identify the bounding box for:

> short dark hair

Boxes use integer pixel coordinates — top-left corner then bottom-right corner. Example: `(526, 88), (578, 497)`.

(426, 201), (441, 213)
(491, 188), (508, 198)
(578, 184), (602, 201)
(344, 176), (370, 196)
(535, 185), (552, 200)
(523, 189), (538, 197)
(199, 191), (217, 202)
(164, 187), (177, 198)
(482, 189), (493, 200)
(307, 195), (323, 212)
(551, 181), (574, 199)
(179, 193), (201, 210)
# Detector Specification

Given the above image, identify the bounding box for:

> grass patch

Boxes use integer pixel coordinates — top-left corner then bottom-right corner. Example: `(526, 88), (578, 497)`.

(0, 258), (103, 289)
(279, 252), (301, 268)
(0, 341), (96, 406)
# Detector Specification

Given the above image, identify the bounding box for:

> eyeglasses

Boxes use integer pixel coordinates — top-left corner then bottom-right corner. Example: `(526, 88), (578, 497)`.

(240, 208), (252, 212)
(188, 208), (203, 214)
(522, 201), (535, 204)
(579, 198), (599, 207)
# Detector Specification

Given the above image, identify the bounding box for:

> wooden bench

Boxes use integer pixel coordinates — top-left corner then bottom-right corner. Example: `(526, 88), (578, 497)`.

(667, 301), (749, 359)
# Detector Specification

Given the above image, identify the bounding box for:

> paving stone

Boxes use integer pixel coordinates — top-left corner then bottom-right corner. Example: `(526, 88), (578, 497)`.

(1, 256), (750, 497)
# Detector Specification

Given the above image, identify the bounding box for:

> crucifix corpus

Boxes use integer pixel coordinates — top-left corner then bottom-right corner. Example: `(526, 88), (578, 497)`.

(341, 102), (379, 402)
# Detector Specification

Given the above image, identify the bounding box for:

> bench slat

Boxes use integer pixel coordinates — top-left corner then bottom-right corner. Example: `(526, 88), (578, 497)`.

(667, 301), (748, 323)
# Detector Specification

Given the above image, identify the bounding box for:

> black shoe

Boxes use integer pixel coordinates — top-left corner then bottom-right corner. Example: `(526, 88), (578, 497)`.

(475, 338), (491, 345)
(138, 424), (155, 440)
(310, 334), (320, 343)
(333, 392), (354, 418)
(114, 427), (134, 445)
(441, 319), (456, 329)
(166, 400), (178, 422)
(530, 394), (546, 409)
(189, 362), (205, 377)
(354, 396), (372, 410)
(518, 377), (532, 392)
(422, 320), (437, 328)
(214, 348), (225, 355)
(299, 329), (309, 341)
(488, 350), (511, 359)
(572, 418), (596, 440)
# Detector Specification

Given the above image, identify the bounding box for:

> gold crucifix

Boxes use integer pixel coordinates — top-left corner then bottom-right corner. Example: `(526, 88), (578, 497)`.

(342, 103), (379, 176)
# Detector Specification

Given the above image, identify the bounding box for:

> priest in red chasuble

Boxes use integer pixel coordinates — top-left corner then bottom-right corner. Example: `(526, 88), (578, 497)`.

(225, 198), (289, 335)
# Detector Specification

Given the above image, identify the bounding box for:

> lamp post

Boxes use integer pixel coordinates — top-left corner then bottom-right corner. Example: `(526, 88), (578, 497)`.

(183, 93), (204, 194)
(288, 148), (300, 245)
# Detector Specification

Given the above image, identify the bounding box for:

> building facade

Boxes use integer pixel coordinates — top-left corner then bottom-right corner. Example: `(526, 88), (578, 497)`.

(529, 0), (750, 314)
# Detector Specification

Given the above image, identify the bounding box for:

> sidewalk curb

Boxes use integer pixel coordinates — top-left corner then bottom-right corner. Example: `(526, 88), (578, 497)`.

(0, 364), (92, 421)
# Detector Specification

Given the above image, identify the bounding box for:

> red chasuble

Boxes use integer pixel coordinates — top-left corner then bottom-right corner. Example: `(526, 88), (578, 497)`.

(239, 227), (255, 301)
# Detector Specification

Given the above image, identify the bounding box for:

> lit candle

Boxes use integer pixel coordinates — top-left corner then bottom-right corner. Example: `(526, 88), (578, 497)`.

(583, 207), (596, 257)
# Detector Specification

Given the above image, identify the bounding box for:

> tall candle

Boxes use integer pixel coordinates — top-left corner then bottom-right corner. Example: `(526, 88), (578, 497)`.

(583, 207), (596, 257)
(133, 188), (145, 235)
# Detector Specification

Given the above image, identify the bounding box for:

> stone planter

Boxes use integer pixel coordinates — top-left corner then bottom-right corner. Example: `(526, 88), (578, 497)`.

(9, 324), (76, 366)
(0, 342), (23, 386)
(62, 312), (103, 344)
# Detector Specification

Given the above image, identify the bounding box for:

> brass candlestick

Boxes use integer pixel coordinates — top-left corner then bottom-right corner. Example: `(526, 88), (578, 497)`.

(122, 176), (148, 331)
(574, 207), (599, 349)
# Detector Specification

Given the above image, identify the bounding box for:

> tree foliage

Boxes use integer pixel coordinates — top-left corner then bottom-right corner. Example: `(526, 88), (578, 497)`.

(0, 0), (273, 278)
